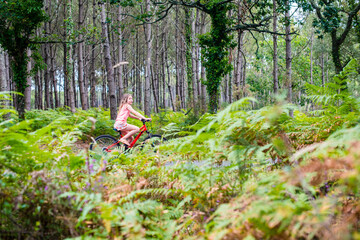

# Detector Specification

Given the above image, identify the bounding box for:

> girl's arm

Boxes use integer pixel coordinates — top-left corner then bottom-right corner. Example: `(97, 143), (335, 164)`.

(126, 105), (151, 120)
(129, 113), (140, 120)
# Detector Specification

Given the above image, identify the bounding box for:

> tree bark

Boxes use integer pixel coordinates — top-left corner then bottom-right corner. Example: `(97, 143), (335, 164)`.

(191, 9), (198, 115)
(24, 49), (32, 111)
(143, 0), (152, 117)
(310, 32), (313, 84)
(78, 0), (88, 110)
(321, 47), (325, 87)
(273, 0), (279, 94)
(117, 5), (124, 102)
(164, 30), (176, 111)
(0, 49), (6, 93)
(100, 1), (116, 119)
(285, 1), (293, 117)
(90, 0), (97, 108)
(64, 0), (76, 113)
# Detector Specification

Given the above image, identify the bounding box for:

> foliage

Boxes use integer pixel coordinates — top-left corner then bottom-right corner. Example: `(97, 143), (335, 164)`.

(1, 93), (360, 238)
(305, 59), (360, 115)
(198, 2), (236, 113)
(0, 0), (47, 119)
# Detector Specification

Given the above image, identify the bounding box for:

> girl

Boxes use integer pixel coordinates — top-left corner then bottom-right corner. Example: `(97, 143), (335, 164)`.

(114, 94), (151, 146)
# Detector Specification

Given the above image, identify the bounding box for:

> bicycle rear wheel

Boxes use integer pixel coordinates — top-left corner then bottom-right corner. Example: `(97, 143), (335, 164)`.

(90, 135), (122, 154)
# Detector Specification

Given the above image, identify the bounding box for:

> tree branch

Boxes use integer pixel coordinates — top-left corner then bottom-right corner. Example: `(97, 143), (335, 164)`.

(338, 2), (360, 45)
(309, 0), (324, 21)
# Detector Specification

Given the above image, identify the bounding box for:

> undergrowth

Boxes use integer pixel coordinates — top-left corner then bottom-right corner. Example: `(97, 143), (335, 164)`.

(1, 61), (360, 239)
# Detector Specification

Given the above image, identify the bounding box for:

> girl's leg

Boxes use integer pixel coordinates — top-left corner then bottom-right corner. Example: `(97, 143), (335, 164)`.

(119, 124), (140, 145)
(120, 130), (134, 144)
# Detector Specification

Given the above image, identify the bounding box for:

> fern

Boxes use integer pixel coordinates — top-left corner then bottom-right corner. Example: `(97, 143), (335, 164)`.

(305, 59), (359, 115)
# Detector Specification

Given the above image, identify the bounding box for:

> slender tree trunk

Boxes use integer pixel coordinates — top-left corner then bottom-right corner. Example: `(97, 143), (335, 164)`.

(34, 71), (39, 109)
(195, 9), (201, 105)
(184, 8), (193, 110)
(100, 1), (116, 119)
(326, 54), (329, 84)
(90, 0), (97, 108)
(191, 9), (198, 115)
(273, 0), (279, 94)
(72, 46), (77, 108)
(78, 0), (88, 110)
(175, 6), (181, 111)
(161, 27), (166, 109)
(285, 2), (293, 117)
(200, 11), (207, 111)
(50, 45), (59, 108)
(310, 33), (314, 84)
(143, 0), (152, 116)
(39, 70), (43, 109)
(24, 49), (32, 111)
(235, 30), (244, 100)
(321, 46), (325, 87)
(136, 31), (142, 108)
(153, 24), (159, 113)
(150, 66), (159, 113)
(164, 31), (176, 111)
(44, 44), (50, 109)
(0, 50), (6, 93)
(0, 49), (10, 113)
(64, 0), (76, 112)
(0, 50), (11, 119)
(117, 5), (124, 101)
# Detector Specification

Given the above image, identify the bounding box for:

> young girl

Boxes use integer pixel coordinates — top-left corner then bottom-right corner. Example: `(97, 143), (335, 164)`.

(114, 94), (151, 146)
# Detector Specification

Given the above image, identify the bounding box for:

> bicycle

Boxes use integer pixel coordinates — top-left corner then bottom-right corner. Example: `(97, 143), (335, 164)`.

(89, 119), (167, 154)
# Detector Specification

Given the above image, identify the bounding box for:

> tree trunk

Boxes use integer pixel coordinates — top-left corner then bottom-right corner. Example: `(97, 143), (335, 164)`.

(117, 5), (124, 101)
(164, 31), (176, 111)
(310, 32), (313, 84)
(161, 27), (166, 109)
(321, 48), (325, 87)
(64, 0), (76, 113)
(175, 6), (181, 111)
(153, 24), (160, 113)
(44, 43), (50, 109)
(0, 50), (6, 93)
(90, 0), (97, 108)
(50, 44), (59, 108)
(285, 2), (293, 117)
(191, 9), (198, 115)
(150, 66), (159, 113)
(24, 49), (32, 111)
(195, 9), (201, 105)
(100, 1), (116, 119)
(0, 50), (11, 119)
(78, 0), (88, 110)
(184, 8), (193, 110)
(143, 0), (152, 117)
(72, 46), (77, 108)
(273, 0), (279, 94)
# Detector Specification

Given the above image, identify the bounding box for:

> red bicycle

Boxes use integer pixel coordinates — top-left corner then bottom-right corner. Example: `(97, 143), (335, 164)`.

(89, 119), (167, 154)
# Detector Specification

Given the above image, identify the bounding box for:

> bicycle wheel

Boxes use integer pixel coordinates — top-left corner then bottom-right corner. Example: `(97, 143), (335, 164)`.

(142, 134), (167, 148)
(89, 135), (121, 154)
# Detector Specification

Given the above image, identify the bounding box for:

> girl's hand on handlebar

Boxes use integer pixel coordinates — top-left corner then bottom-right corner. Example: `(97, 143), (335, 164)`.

(141, 118), (152, 122)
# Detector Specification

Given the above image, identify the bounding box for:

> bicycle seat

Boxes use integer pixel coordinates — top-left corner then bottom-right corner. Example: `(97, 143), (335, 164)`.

(113, 128), (121, 132)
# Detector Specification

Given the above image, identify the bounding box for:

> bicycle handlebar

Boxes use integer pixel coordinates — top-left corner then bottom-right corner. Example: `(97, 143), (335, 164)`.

(141, 119), (151, 124)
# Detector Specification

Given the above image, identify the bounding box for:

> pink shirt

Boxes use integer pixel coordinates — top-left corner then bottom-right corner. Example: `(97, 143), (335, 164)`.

(116, 104), (130, 123)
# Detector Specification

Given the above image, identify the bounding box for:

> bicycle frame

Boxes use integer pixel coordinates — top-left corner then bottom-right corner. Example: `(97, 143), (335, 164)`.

(104, 122), (148, 152)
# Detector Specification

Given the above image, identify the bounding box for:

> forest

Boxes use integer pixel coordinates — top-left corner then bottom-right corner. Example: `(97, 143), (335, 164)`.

(0, 0), (360, 239)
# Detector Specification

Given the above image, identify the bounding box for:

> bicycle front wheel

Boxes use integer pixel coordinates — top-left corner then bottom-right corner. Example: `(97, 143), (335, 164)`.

(142, 134), (167, 148)
(90, 135), (121, 154)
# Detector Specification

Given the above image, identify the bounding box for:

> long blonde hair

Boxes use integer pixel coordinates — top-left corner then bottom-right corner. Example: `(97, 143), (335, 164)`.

(118, 94), (131, 114)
